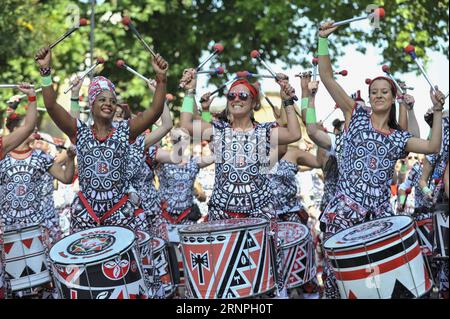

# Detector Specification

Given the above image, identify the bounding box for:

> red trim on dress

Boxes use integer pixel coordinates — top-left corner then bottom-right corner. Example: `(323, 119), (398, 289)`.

(77, 192), (131, 225)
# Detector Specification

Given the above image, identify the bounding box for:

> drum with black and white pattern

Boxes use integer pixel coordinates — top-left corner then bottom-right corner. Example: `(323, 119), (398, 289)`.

(324, 216), (432, 299)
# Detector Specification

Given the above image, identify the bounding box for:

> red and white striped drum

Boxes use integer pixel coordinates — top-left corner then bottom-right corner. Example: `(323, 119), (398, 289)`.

(324, 216), (432, 299)
(278, 222), (317, 289)
(3, 224), (52, 292)
(179, 218), (276, 299)
(152, 237), (176, 297)
(49, 226), (148, 299)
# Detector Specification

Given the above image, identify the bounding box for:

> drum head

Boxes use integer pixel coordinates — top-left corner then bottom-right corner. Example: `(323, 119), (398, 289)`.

(278, 222), (309, 248)
(179, 218), (268, 235)
(324, 215), (414, 250)
(49, 226), (136, 265)
(136, 230), (151, 247)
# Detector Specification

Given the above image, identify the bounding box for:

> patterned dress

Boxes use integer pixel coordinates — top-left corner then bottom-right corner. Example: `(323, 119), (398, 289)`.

(0, 150), (54, 227)
(320, 104), (412, 299)
(270, 160), (304, 223)
(398, 162), (425, 215)
(157, 158), (200, 225)
(70, 120), (146, 232)
(208, 120), (278, 220)
(41, 172), (61, 244)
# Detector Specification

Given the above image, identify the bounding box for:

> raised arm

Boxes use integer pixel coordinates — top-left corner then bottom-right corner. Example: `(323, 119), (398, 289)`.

(1, 84), (38, 158)
(48, 146), (76, 184)
(129, 54), (168, 141)
(398, 93), (420, 137)
(296, 149), (322, 168)
(406, 88), (444, 154)
(179, 69), (212, 140)
(418, 156), (434, 200)
(271, 78), (302, 145)
(69, 75), (83, 118)
(35, 47), (77, 138)
(318, 22), (355, 124)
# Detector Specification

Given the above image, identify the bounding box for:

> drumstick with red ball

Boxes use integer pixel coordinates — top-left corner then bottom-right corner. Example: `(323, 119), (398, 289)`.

(197, 67), (225, 76)
(122, 16), (156, 57)
(331, 7), (385, 27)
(64, 57), (105, 94)
(402, 187), (412, 211)
(381, 65), (405, 95)
(196, 43), (224, 72)
(116, 59), (151, 83)
(33, 133), (67, 150)
(49, 18), (88, 50)
(251, 50), (298, 101)
(199, 77), (237, 103)
(312, 58), (319, 81)
(0, 84), (36, 89)
(322, 104), (340, 123)
(236, 71), (275, 79)
(404, 44), (441, 97)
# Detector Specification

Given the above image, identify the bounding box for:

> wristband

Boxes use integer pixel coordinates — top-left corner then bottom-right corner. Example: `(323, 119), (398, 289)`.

(39, 67), (51, 77)
(201, 111), (212, 123)
(306, 107), (317, 124)
(71, 100), (80, 111)
(301, 97), (309, 111)
(185, 89), (196, 96)
(28, 95), (36, 103)
(399, 194), (406, 205)
(318, 37), (329, 56)
(283, 99), (295, 107)
(41, 75), (53, 87)
(400, 163), (407, 173)
(180, 96), (194, 114)
(427, 130), (432, 140)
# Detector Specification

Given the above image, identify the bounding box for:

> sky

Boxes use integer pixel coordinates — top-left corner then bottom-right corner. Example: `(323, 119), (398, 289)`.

(197, 20), (449, 138)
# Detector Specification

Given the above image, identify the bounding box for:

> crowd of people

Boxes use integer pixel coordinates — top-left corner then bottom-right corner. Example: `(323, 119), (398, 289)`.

(0, 19), (448, 300)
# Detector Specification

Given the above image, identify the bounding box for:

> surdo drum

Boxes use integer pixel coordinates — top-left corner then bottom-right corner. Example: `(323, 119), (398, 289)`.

(49, 226), (148, 299)
(2, 224), (52, 292)
(324, 216), (432, 299)
(433, 203), (449, 259)
(278, 222), (317, 289)
(179, 218), (276, 299)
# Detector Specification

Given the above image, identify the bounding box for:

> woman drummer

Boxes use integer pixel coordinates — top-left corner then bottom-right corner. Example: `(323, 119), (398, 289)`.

(35, 46), (168, 233)
(317, 21), (445, 299)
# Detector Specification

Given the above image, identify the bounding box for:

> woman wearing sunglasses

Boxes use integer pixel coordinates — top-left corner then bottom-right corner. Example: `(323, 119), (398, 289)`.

(179, 68), (301, 221)
(317, 21), (445, 299)
(35, 46), (168, 233)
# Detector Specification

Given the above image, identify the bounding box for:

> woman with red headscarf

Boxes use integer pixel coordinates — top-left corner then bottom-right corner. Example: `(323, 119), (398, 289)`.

(317, 21), (445, 299)
(35, 46), (168, 233)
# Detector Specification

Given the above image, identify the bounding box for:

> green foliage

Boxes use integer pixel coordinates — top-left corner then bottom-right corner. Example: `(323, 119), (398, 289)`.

(1, 0), (448, 121)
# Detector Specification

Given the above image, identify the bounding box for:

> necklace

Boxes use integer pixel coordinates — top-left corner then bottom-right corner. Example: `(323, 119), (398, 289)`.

(91, 125), (116, 142)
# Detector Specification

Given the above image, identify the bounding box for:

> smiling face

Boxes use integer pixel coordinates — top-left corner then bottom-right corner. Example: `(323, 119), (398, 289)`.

(369, 79), (395, 114)
(226, 84), (257, 119)
(92, 91), (117, 121)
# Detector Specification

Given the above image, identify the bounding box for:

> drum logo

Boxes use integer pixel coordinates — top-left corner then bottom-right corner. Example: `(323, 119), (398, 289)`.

(191, 252), (210, 285)
(102, 253), (130, 280)
(68, 234), (115, 256)
(342, 221), (393, 242)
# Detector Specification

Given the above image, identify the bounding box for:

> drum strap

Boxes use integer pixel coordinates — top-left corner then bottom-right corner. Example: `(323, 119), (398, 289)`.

(77, 192), (142, 225)
(161, 204), (191, 225)
(225, 211), (249, 219)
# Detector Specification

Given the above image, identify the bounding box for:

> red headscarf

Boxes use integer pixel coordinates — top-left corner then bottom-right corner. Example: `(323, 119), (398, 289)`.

(229, 79), (259, 98)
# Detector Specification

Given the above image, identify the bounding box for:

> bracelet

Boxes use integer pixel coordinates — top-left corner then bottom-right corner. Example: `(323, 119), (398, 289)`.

(201, 111), (213, 123)
(180, 96), (194, 114)
(399, 194), (406, 205)
(306, 107), (317, 124)
(400, 163), (407, 173)
(283, 99), (295, 107)
(28, 95), (36, 103)
(71, 97), (79, 102)
(41, 75), (53, 87)
(71, 100), (80, 111)
(318, 37), (329, 56)
(39, 67), (51, 76)
(301, 97), (309, 111)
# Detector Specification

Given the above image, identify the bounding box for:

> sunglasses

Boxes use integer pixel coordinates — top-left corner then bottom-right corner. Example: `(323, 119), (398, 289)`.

(227, 92), (250, 102)
(408, 156), (419, 160)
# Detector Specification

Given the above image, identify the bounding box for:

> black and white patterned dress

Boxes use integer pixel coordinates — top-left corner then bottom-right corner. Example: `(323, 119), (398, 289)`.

(157, 158), (200, 225)
(0, 150), (54, 227)
(319, 104), (412, 299)
(270, 160), (304, 222)
(41, 172), (61, 243)
(208, 120), (278, 221)
(70, 119), (146, 232)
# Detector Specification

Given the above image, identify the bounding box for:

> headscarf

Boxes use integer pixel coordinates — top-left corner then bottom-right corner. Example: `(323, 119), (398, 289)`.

(88, 76), (116, 108)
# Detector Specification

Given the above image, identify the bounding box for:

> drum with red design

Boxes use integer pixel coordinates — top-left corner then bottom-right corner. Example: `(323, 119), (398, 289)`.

(49, 226), (148, 299)
(3, 224), (52, 292)
(278, 222), (317, 289)
(152, 237), (176, 297)
(324, 216), (432, 299)
(179, 218), (276, 299)
(414, 216), (433, 257)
